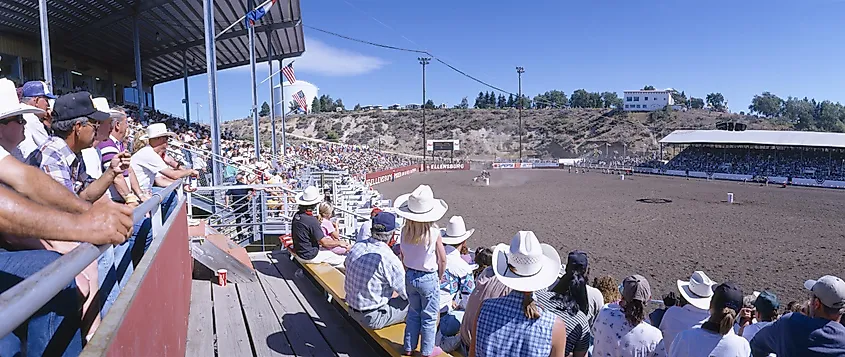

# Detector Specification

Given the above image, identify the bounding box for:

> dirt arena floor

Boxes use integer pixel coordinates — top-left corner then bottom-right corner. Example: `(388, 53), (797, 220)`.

(376, 169), (845, 306)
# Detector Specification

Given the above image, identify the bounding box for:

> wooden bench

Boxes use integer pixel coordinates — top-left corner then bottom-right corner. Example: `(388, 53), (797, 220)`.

(299, 261), (464, 357)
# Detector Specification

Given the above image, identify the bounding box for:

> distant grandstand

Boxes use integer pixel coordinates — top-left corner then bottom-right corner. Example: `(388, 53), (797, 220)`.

(638, 129), (845, 188)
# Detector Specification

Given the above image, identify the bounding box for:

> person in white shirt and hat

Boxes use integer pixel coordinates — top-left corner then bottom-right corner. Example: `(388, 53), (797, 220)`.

(17, 80), (57, 160)
(129, 123), (197, 194)
(394, 184), (449, 357)
(470, 231), (568, 357)
(290, 186), (349, 268)
(436, 216), (477, 350)
(660, 271), (718, 354)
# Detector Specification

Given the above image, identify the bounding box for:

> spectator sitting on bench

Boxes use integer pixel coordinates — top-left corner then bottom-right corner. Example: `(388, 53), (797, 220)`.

(291, 186), (348, 268)
(344, 211), (408, 330)
(436, 216), (476, 351)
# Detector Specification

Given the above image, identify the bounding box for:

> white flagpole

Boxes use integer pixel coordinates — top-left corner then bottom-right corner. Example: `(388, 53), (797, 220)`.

(216, 0), (274, 40)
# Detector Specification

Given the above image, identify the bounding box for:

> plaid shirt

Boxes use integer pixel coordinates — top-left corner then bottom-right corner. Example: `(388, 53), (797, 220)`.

(476, 291), (556, 357)
(29, 136), (91, 194)
(343, 238), (407, 311)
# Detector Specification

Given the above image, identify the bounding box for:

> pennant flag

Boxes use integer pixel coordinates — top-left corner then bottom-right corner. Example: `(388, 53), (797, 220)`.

(293, 90), (308, 113)
(245, 0), (277, 27)
(281, 61), (296, 84)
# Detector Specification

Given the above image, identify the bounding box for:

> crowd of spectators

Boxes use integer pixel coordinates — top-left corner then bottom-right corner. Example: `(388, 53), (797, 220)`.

(0, 79), (198, 355)
(661, 146), (845, 181)
(290, 181), (845, 357)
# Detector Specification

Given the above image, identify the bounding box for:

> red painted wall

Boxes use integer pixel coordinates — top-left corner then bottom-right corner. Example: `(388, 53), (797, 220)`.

(106, 203), (191, 357)
(425, 162), (469, 171)
(364, 164), (423, 186)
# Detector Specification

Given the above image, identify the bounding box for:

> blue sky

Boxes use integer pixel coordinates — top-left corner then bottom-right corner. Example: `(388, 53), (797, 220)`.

(153, 0), (845, 122)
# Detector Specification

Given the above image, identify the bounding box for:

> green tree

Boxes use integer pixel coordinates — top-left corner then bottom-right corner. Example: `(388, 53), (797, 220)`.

(600, 92), (623, 108)
(570, 89), (592, 108)
(689, 97), (705, 109)
(459, 97), (469, 109)
(497, 95), (506, 109)
(706, 92), (726, 111)
(334, 99), (344, 111)
(486, 92), (495, 108)
(517, 95), (531, 109)
(784, 97), (815, 128)
(289, 100), (300, 112)
(424, 99), (435, 109)
(588, 92), (602, 108)
(326, 131), (339, 141)
(507, 94), (515, 108)
(642, 85), (655, 90)
(474, 92), (485, 109)
(354, 103), (361, 111)
(748, 92), (784, 118)
(259, 101), (270, 116)
(311, 97), (321, 113)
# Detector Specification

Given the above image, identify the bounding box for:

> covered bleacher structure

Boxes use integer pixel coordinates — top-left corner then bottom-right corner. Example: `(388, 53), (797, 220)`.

(637, 129), (845, 188)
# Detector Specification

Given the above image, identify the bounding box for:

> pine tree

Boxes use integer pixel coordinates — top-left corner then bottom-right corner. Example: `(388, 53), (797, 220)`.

(311, 97), (321, 113)
(497, 95), (506, 109)
(507, 94), (515, 108)
(475, 92), (485, 109)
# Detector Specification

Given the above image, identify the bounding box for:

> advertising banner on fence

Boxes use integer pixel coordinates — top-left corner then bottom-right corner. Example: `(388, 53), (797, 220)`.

(426, 162), (469, 171)
(531, 162), (560, 168)
(365, 164), (422, 186)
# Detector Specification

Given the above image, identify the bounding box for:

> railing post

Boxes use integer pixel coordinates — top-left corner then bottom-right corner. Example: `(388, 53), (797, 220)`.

(152, 195), (164, 236)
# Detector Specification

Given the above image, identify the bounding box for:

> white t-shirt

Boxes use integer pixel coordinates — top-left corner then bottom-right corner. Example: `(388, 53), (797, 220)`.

(670, 327), (750, 357)
(81, 148), (103, 179)
(131, 146), (168, 191)
(592, 307), (666, 357)
(659, 304), (710, 354)
(18, 113), (49, 160)
(356, 220), (372, 242)
(740, 321), (772, 341)
(586, 285), (605, 326)
(400, 227), (439, 272)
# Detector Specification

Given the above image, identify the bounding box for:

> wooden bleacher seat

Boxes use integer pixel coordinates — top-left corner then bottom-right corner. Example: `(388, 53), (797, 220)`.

(298, 261), (464, 357)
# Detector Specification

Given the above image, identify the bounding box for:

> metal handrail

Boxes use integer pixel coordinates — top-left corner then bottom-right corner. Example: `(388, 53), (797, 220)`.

(0, 179), (184, 338)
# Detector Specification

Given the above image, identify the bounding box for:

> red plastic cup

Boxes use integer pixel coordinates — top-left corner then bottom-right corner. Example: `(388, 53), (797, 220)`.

(217, 269), (228, 286)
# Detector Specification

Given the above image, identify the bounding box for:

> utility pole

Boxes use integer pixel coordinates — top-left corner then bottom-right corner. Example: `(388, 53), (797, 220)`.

(419, 57), (431, 168)
(516, 66), (524, 163)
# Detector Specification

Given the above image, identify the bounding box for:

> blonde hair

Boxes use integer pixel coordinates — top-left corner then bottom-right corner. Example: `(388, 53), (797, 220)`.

(318, 202), (333, 221)
(132, 137), (148, 154)
(593, 275), (621, 304)
(401, 220), (436, 245)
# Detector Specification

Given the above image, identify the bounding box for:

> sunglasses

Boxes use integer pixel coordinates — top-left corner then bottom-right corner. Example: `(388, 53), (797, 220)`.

(0, 115), (25, 125)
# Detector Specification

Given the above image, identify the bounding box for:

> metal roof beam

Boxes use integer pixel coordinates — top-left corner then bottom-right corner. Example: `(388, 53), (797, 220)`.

(66, 0), (172, 41)
(144, 20), (298, 58)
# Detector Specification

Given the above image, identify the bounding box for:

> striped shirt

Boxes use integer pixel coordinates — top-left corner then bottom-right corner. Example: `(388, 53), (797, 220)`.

(535, 288), (592, 355)
(475, 290), (555, 357)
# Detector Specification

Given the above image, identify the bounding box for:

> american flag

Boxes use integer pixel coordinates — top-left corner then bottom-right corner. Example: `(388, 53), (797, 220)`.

(281, 61), (296, 84)
(245, 0), (277, 27)
(292, 90), (308, 112)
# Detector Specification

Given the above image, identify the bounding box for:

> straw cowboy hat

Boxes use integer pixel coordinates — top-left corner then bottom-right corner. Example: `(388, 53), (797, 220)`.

(677, 271), (718, 310)
(440, 216), (475, 245)
(0, 78), (44, 120)
(393, 184), (448, 222)
(140, 123), (176, 140)
(492, 231), (561, 292)
(92, 97), (124, 118)
(295, 186), (323, 205)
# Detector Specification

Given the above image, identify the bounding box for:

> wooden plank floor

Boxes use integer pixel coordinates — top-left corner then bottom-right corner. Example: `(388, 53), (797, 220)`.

(185, 251), (378, 357)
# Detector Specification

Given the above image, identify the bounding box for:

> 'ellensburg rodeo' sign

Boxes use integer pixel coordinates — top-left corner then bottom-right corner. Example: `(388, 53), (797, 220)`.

(426, 162), (470, 171)
(365, 164), (422, 186)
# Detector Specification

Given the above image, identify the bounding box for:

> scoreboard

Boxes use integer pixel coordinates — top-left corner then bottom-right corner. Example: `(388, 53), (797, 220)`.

(426, 140), (460, 152)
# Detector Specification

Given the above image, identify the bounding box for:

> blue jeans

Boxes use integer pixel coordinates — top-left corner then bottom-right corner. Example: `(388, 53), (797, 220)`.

(151, 187), (178, 223)
(403, 269), (439, 355)
(96, 246), (120, 318)
(439, 310), (464, 336)
(181, 148), (193, 169)
(0, 249), (83, 357)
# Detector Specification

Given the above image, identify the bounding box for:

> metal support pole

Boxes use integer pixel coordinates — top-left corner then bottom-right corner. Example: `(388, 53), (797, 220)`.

(150, 85), (155, 110)
(279, 59), (287, 157)
(38, 0), (52, 89)
(248, 0), (261, 162)
(183, 50), (190, 124)
(419, 57), (430, 168)
(133, 14), (145, 123)
(268, 33), (277, 157)
(204, 0), (222, 186)
(517, 66), (524, 163)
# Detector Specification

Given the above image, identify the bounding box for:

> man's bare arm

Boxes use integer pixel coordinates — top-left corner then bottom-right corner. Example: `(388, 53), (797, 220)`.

(0, 156), (90, 213)
(79, 169), (118, 202)
(160, 167), (197, 181)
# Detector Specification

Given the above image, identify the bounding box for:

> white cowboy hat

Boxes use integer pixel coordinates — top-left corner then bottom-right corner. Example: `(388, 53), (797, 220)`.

(677, 271), (717, 310)
(0, 78), (44, 120)
(492, 231), (561, 292)
(393, 184), (448, 222)
(140, 123), (176, 140)
(295, 186), (323, 205)
(92, 97), (124, 118)
(441, 216), (475, 245)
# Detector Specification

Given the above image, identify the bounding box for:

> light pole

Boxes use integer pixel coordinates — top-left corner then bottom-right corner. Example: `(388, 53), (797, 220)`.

(419, 57), (431, 168)
(516, 66), (524, 162)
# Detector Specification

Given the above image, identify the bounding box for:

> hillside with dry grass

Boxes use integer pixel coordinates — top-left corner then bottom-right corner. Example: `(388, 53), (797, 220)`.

(223, 108), (790, 160)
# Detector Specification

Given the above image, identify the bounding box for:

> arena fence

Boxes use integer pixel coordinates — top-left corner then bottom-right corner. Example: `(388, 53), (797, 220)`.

(633, 167), (845, 189)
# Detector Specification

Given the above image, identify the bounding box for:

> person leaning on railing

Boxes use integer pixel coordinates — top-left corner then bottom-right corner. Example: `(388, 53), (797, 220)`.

(0, 79), (134, 357)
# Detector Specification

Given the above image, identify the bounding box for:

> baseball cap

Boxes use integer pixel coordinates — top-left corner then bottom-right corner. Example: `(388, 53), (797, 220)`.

(711, 282), (744, 313)
(753, 290), (780, 313)
(21, 81), (57, 99)
(51, 91), (110, 123)
(566, 250), (588, 272)
(371, 212), (396, 233)
(805, 275), (845, 309)
(622, 275), (651, 303)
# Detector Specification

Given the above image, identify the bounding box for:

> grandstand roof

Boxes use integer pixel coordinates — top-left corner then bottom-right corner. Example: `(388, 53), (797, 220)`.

(660, 130), (845, 149)
(0, 0), (304, 85)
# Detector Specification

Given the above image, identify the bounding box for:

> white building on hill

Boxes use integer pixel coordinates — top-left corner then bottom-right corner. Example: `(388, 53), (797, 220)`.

(623, 89), (674, 111)
(275, 80), (319, 113)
